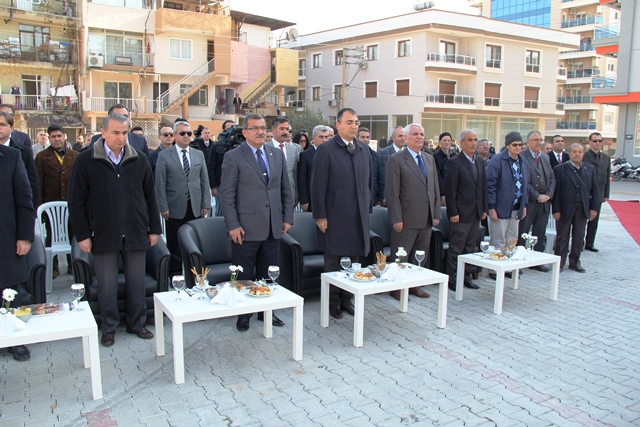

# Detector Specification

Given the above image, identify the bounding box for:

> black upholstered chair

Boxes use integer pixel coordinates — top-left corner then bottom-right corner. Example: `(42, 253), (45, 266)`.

(279, 212), (324, 297)
(177, 217), (233, 289)
(71, 237), (170, 321)
(431, 206), (487, 273)
(9, 238), (47, 307)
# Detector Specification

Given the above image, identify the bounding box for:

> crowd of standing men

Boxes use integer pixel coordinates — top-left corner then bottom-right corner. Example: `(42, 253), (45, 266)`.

(0, 100), (611, 357)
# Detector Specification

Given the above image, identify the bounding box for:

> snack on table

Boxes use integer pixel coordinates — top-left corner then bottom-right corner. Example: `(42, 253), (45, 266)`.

(354, 271), (374, 281)
(14, 307), (32, 316)
(489, 252), (508, 260)
(249, 285), (272, 296)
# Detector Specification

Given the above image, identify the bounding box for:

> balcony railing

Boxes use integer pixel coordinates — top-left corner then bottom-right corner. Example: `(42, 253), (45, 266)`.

(298, 68), (306, 78)
(558, 67), (567, 77)
(485, 59), (501, 69)
(560, 43), (594, 54)
(592, 76), (616, 89)
(524, 100), (539, 109)
(84, 97), (158, 114)
(96, 51), (149, 67)
(525, 64), (540, 73)
(558, 95), (595, 104)
(556, 103), (565, 111)
(426, 94), (475, 105)
(567, 68), (600, 79)
(425, 52), (477, 66)
(285, 100), (306, 109)
(484, 97), (500, 107)
(561, 16), (604, 28)
(0, 40), (75, 64)
(3, 94), (79, 112)
(595, 24), (620, 39)
(556, 121), (597, 130)
(0, 0), (78, 17)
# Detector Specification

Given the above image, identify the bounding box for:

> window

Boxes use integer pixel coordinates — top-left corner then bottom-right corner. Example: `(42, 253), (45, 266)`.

(486, 44), (502, 69)
(163, 1), (183, 9)
(98, 33), (144, 66)
(334, 50), (343, 66)
(296, 89), (306, 108)
(312, 86), (321, 101)
(299, 59), (307, 77)
(365, 81), (378, 98)
(186, 85), (208, 106)
(484, 83), (501, 107)
(439, 41), (456, 62)
(334, 84), (342, 101)
(170, 38), (192, 60)
(396, 79), (409, 96)
(607, 63), (615, 72)
(524, 86), (539, 109)
(398, 39), (411, 57)
(604, 113), (613, 124)
(525, 50), (540, 73)
(366, 45), (378, 61)
(104, 81), (133, 111)
(19, 25), (50, 48)
(439, 80), (456, 103)
(312, 53), (322, 68)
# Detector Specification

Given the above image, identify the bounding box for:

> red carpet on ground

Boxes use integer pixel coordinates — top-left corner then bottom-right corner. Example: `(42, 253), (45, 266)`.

(608, 200), (640, 245)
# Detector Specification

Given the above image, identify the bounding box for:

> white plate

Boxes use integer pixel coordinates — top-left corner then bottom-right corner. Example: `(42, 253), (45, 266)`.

(247, 292), (272, 298)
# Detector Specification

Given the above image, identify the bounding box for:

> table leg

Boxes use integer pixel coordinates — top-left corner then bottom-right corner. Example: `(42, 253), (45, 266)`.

(320, 279), (329, 327)
(455, 258), (465, 301)
(154, 301), (165, 357)
(494, 272), (506, 315)
(512, 268), (519, 290)
(399, 288), (409, 313)
(82, 335), (90, 368)
(264, 309), (273, 339)
(292, 304), (303, 361)
(88, 334), (103, 400)
(550, 260), (559, 300)
(437, 280), (447, 329)
(173, 321), (185, 384)
(353, 294), (365, 347)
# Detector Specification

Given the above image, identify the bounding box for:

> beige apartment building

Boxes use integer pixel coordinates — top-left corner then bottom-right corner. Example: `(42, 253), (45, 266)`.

(284, 9), (579, 149)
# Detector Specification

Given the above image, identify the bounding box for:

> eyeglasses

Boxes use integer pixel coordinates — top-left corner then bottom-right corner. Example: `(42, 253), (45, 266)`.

(246, 126), (268, 132)
(591, 139), (603, 143)
(179, 131), (193, 137)
(161, 133), (174, 137)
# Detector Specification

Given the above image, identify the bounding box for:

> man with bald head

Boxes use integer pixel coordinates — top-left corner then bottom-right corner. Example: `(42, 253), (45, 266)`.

(378, 126), (406, 206)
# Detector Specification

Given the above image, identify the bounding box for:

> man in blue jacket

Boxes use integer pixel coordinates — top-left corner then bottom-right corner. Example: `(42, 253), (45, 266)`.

(486, 131), (529, 252)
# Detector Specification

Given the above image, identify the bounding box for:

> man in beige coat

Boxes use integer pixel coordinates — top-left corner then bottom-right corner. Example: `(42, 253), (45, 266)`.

(386, 123), (441, 299)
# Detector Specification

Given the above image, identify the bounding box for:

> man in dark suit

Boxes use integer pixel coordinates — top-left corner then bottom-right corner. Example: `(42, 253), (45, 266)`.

(89, 104), (149, 156)
(191, 126), (213, 164)
(220, 114), (294, 332)
(156, 121), (211, 276)
(378, 126), (406, 207)
(583, 132), (611, 253)
(0, 104), (31, 149)
(386, 123), (441, 299)
(0, 112), (38, 210)
(358, 127), (383, 205)
(552, 143), (600, 273)
(445, 130), (487, 291)
(0, 123), (36, 362)
(378, 135), (388, 150)
(549, 135), (569, 168)
(311, 108), (372, 320)
(434, 132), (455, 207)
(518, 131), (555, 269)
(298, 125), (331, 212)
(148, 126), (175, 175)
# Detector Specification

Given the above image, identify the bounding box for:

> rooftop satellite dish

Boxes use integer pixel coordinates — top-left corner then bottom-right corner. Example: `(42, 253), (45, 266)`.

(414, 1), (435, 11)
(289, 28), (299, 41)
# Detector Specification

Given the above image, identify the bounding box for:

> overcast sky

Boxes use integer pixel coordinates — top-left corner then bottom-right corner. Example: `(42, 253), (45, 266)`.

(228, 0), (477, 35)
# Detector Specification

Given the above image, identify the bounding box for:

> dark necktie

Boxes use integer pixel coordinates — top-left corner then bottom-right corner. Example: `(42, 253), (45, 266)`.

(347, 142), (355, 154)
(558, 153), (562, 164)
(596, 152), (601, 163)
(416, 154), (427, 184)
(181, 149), (190, 177)
(256, 149), (269, 183)
(535, 156), (539, 164)
(279, 143), (284, 151)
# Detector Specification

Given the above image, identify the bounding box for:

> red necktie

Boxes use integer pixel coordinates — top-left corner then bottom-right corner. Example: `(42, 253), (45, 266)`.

(279, 143), (284, 151)
(558, 154), (562, 164)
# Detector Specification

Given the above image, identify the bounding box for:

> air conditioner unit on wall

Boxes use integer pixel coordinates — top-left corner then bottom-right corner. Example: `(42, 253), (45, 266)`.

(88, 54), (103, 68)
(567, 59), (573, 64)
(569, 8), (576, 14)
(328, 99), (337, 107)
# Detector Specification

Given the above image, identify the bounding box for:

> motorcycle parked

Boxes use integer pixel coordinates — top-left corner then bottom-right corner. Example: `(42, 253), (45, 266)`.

(611, 158), (635, 181)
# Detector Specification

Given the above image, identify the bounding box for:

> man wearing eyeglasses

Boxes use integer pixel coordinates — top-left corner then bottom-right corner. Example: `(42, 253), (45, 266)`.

(582, 132), (610, 253)
(149, 126), (175, 175)
(220, 114), (293, 332)
(89, 104), (149, 157)
(156, 121), (211, 277)
(487, 131), (529, 257)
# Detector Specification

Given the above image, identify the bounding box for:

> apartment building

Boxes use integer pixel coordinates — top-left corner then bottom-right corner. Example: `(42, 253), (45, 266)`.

(283, 9), (579, 148)
(470, 0), (620, 151)
(592, 0), (639, 160)
(0, 0), (82, 140)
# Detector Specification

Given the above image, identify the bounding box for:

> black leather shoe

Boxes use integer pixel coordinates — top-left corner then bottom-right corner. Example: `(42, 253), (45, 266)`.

(101, 334), (115, 347)
(340, 302), (355, 316)
(257, 312), (285, 327)
(584, 246), (599, 253)
(126, 327), (154, 339)
(464, 281), (480, 289)
(568, 264), (586, 273)
(236, 318), (250, 332)
(530, 265), (551, 272)
(8, 345), (30, 361)
(329, 305), (343, 319)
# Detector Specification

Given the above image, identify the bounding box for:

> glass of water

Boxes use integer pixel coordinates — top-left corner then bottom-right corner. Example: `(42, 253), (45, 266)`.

(172, 275), (186, 301)
(480, 241), (490, 258)
(414, 250), (426, 268)
(268, 265), (280, 287)
(70, 283), (85, 311)
(340, 257), (351, 272)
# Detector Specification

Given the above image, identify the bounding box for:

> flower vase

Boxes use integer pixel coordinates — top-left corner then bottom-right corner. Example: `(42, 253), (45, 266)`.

(525, 243), (532, 260)
(0, 313), (16, 338)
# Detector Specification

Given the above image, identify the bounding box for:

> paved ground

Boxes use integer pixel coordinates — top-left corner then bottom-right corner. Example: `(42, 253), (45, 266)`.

(1, 182), (639, 427)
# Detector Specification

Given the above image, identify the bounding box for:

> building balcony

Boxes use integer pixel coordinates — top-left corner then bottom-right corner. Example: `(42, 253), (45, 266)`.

(567, 68), (600, 79)
(298, 68), (306, 80)
(86, 52), (153, 69)
(561, 15), (604, 29)
(424, 53), (477, 75)
(595, 23), (620, 39)
(0, 39), (76, 67)
(557, 67), (568, 81)
(83, 97), (159, 115)
(0, 0), (78, 19)
(560, 43), (594, 55)
(557, 95), (598, 110)
(591, 76), (616, 89)
(155, 7), (229, 35)
(425, 93), (476, 109)
(2, 94), (79, 112)
(556, 120), (597, 130)
(556, 103), (565, 112)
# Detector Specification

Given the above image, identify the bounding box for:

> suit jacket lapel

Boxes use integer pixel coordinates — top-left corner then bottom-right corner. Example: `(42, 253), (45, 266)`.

(404, 150), (427, 186)
(241, 143), (268, 186)
(170, 147), (187, 178)
(460, 154), (478, 183)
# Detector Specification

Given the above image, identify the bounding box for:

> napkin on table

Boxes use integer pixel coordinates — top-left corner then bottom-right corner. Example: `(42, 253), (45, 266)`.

(211, 283), (245, 306)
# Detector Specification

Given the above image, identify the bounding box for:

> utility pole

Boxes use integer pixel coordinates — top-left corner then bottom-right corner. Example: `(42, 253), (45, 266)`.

(338, 46), (367, 111)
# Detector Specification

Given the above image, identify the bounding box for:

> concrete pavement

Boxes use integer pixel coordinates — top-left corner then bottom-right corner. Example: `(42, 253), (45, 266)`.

(1, 182), (639, 426)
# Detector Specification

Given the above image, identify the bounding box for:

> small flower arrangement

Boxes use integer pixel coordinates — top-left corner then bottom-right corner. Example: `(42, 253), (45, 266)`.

(2, 289), (18, 314)
(395, 247), (407, 263)
(229, 265), (243, 283)
(521, 233), (534, 250)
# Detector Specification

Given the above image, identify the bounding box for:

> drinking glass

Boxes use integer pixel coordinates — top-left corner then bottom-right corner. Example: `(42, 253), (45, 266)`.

(268, 265), (280, 287)
(369, 265), (381, 281)
(172, 275), (186, 301)
(70, 283), (85, 311)
(530, 236), (539, 251)
(340, 257), (351, 272)
(414, 250), (426, 268)
(480, 241), (490, 258)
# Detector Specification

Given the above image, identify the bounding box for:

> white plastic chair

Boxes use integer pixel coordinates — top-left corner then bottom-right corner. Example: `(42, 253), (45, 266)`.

(37, 201), (71, 293)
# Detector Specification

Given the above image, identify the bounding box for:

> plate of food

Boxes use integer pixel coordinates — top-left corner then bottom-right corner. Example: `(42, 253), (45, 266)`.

(217, 280), (253, 293)
(351, 271), (376, 282)
(248, 285), (273, 297)
(488, 252), (509, 261)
